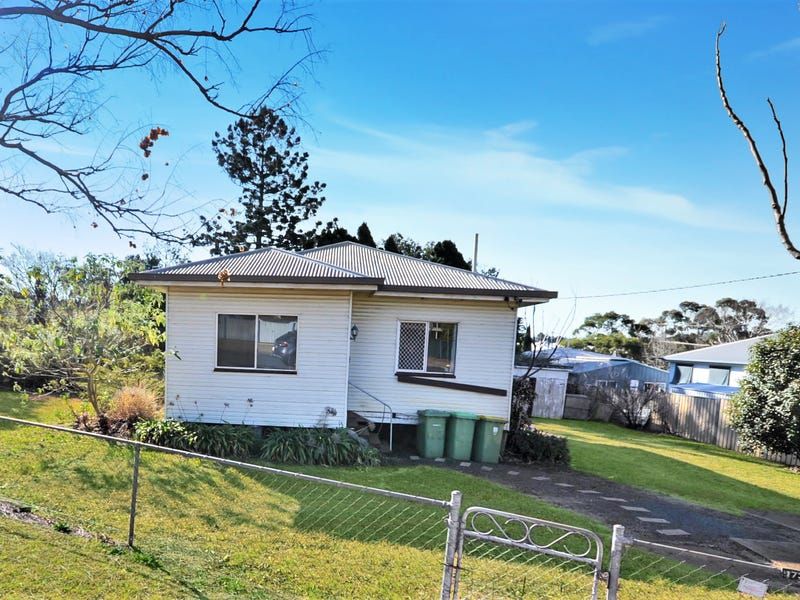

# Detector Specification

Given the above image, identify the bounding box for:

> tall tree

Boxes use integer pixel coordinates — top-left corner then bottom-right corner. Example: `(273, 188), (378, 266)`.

(424, 240), (471, 270)
(0, 1), (315, 241)
(356, 223), (377, 247)
(383, 235), (402, 254)
(308, 219), (357, 248)
(191, 108), (327, 255)
(383, 233), (423, 257)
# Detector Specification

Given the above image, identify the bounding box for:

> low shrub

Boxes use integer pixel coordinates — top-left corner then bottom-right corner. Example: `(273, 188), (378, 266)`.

(191, 423), (258, 459)
(133, 419), (194, 450)
(133, 419), (257, 459)
(107, 386), (161, 424)
(260, 427), (381, 466)
(505, 428), (570, 465)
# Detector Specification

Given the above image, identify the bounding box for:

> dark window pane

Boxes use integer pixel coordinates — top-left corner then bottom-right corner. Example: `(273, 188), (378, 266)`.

(218, 314), (255, 368)
(398, 322), (426, 371)
(257, 315), (298, 370)
(673, 365), (692, 384)
(427, 322), (457, 373)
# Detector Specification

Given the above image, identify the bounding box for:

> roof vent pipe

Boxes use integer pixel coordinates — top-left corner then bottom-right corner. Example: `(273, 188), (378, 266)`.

(473, 233), (479, 272)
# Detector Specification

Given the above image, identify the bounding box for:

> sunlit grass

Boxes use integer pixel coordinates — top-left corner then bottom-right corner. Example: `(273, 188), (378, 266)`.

(536, 418), (800, 515)
(1, 392), (791, 598)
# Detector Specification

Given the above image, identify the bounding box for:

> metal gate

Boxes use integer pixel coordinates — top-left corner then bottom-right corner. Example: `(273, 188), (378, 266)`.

(447, 507), (605, 600)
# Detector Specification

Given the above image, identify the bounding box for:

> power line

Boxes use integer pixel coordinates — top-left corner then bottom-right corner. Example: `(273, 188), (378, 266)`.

(554, 270), (800, 301)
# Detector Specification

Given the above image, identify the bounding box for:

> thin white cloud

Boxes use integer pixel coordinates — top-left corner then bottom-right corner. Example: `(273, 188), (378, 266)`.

(587, 16), (668, 46)
(750, 37), (800, 60)
(311, 119), (754, 233)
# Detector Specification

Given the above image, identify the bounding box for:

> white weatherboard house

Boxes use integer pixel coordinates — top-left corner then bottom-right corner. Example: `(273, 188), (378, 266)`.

(131, 242), (557, 429)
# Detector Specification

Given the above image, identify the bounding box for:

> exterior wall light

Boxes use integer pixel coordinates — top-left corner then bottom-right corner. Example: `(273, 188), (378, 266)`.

(350, 324), (359, 341)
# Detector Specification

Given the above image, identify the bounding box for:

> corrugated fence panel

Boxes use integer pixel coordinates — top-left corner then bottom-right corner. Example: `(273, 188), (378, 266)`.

(665, 393), (799, 467)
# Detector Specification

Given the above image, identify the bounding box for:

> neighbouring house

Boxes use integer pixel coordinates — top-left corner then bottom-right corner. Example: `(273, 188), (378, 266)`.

(663, 335), (770, 399)
(514, 347), (668, 420)
(656, 335), (799, 467)
(130, 242), (557, 432)
(520, 347), (668, 393)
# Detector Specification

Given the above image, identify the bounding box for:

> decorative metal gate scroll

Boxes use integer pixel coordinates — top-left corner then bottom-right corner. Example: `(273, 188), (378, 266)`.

(449, 507), (605, 600)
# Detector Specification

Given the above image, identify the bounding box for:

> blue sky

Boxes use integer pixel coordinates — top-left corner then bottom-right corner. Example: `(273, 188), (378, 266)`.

(3, 0), (800, 332)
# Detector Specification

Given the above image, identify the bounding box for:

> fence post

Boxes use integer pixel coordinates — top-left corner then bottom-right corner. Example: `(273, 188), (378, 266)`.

(607, 524), (628, 600)
(440, 490), (462, 600)
(128, 445), (141, 548)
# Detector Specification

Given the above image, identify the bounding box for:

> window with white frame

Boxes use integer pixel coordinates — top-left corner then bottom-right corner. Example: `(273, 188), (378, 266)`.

(217, 314), (298, 371)
(397, 321), (457, 374)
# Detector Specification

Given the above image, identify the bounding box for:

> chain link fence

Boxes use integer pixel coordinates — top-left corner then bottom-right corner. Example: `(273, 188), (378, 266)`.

(608, 525), (800, 600)
(0, 415), (454, 598)
(5, 414), (800, 600)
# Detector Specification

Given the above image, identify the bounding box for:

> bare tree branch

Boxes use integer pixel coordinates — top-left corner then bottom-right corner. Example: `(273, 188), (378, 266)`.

(0, 0), (317, 242)
(715, 23), (800, 260)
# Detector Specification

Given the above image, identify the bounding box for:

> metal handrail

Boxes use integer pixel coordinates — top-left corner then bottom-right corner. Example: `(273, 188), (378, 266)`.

(347, 381), (393, 452)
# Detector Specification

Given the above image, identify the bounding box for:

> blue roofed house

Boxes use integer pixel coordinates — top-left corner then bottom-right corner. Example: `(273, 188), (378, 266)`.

(514, 347), (668, 420)
(537, 347), (669, 393)
(658, 335), (800, 466)
(663, 335), (770, 398)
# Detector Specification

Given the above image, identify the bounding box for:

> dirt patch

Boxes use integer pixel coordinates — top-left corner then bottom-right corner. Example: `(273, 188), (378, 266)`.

(0, 498), (114, 544)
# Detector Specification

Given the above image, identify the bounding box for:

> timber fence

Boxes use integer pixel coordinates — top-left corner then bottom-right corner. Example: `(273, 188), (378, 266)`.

(653, 392), (799, 467)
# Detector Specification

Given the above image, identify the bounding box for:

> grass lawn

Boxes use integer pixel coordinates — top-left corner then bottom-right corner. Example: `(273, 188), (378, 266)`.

(536, 418), (800, 515)
(0, 392), (789, 599)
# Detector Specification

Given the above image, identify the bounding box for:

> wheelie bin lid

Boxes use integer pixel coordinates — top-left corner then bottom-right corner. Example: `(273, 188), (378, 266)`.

(417, 409), (451, 417)
(449, 411), (479, 420)
(478, 415), (507, 423)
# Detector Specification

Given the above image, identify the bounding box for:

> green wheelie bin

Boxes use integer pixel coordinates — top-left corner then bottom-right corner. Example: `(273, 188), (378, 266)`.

(445, 411), (479, 460)
(472, 415), (506, 463)
(416, 409), (450, 458)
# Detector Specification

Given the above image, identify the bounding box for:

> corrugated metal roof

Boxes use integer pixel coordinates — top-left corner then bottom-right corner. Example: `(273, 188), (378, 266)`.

(300, 242), (556, 298)
(132, 242), (556, 299)
(662, 335), (772, 365)
(129, 247), (383, 285)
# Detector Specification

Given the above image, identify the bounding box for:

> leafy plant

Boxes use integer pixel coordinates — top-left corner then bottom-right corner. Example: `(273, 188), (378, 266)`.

(133, 419), (194, 450)
(729, 327), (800, 460)
(190, 424), (258, 459)
(133, 419), (257, 459)
(53, 520), (72, 534)
(0, 251), (165, 416)
(260, 427), (381, 466)
(505, 429), (570, 465)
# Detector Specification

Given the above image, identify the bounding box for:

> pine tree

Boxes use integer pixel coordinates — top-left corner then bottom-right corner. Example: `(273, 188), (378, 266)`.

(356, 222), (377, 247)
(191, 107), (327, 255)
